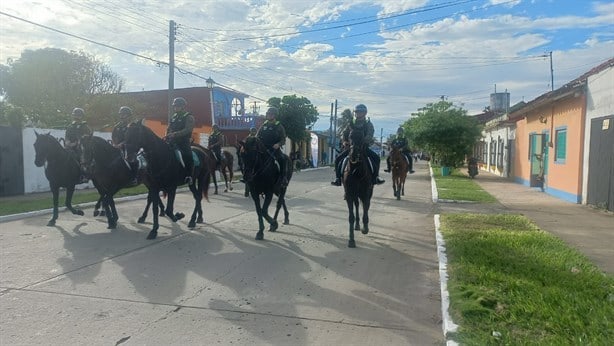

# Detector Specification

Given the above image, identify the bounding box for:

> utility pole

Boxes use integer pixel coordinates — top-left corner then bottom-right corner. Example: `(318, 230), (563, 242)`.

(549, 51), (554, 91)
(329, 102), (334, 164)
(168, 20), (176, 123)
(332, 99), (338, 161)
(380, 128), (384, 157)
(251, 101), (260, 115)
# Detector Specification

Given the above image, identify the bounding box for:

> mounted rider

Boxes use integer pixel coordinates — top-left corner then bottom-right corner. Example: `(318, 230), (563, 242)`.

(385, 126), (415, 174)
(331, 104), (385, 186)
(208, 124), (226, 168)
(165, 97), (195, 185)
(112, 106), (139, 185)
(256, 107), (289, 187)
(64, 107), (92, 183)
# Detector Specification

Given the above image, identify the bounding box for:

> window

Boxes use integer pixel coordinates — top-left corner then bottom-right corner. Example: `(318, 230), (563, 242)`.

(555, 127), (567, 162)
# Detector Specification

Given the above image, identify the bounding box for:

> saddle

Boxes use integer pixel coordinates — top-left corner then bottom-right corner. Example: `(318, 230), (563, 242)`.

(173, 149), (200, 168)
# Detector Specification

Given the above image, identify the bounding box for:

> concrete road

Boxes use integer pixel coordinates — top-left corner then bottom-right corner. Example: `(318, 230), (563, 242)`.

(1, 162), (443, 345)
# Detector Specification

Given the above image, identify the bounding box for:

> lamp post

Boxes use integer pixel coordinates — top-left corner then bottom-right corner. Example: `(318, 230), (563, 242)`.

(206, 77), (215, 125)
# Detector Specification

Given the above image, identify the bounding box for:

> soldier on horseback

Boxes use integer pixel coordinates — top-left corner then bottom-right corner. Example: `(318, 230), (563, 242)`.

(256, 107), (289, 187)
(385, 127), (415, 174)
(331, 104), (385, 186)
(165, 97), (195, 185)
(112, 106), (138, 185)
(64, 107), (92, 183)
(208, 124), (226, 168)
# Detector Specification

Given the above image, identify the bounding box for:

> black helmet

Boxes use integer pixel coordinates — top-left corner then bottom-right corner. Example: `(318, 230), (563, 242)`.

(266, 107), (278, 116)
(172, 97), (187, 107)
(119, 106), (132, 118)
(72, 108), (85, 118)
(354, 104), (367, 113)
(212, 124), (219, 130)
(249, 127), (257, 133)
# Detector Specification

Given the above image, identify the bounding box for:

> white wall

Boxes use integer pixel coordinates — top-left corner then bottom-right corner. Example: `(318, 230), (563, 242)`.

(22, 128), (111, 194)
(582, 66), (614, 203)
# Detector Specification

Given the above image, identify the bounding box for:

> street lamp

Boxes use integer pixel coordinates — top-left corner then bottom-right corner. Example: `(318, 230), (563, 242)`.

(206, 77), (215, 124)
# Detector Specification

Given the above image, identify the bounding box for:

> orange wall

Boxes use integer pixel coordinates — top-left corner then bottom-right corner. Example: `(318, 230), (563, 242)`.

(144, 119), (211, 145)
(512, 94), (585, 199)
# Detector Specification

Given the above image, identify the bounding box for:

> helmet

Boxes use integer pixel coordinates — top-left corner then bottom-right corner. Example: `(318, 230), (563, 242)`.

(212, 124), (219, 130)
(119, 106), (132, 119)
(249, 127), (257, 134)
(172, 97), (187, 107)
(71, 108), (85, 118)
(266, 107), (278, 117)
(354, 104), (367, 114)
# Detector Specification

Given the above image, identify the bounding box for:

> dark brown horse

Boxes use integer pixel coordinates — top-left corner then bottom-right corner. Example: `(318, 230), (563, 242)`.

(33, 132), (85, 226)
(342, 130), (373, 248)
(389, 147), (408, 200)
(124, 120), (211, 239)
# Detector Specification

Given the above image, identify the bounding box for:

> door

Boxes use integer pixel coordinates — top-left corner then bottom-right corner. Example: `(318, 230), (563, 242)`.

(587, 115), (614, 211)
(529, 133), (545, 188)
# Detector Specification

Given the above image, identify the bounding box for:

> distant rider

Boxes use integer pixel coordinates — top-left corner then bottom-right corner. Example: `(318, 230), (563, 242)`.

(384, 126), (415, 174)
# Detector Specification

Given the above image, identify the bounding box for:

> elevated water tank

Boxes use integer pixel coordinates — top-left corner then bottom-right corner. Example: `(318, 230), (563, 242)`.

(490, 92), (510, 114)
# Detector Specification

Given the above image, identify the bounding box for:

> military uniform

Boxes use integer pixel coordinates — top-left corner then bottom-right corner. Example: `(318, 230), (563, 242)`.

(112, 121), (130, 147)
(167, 109), (195, 180)
(257, 119), (288, 186)
(208, 128), (225, 166)
(386, 135), (414, 173)
(333, 118), (382, 184)
(65, 120), (92, 159)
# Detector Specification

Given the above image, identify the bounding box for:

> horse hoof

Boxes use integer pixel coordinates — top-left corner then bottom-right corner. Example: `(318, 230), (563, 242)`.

(188, 221), (196, 228)
(146, 231), (157, 240)
(93, 210), (100, 217)
(224, 189), (228, 192)
(255, 232), (264, 240)
(76, 210), (84, 216)
(197, 217), (204, 223)
(137, 217), (146, 224)
(361, 227), (369, 235)
(229, 187), (233, 191)
(175, 213), (185, 221)
(47, 220), (56, 227)
(214, 191), (219, 195)
(269, 224), (278, 232)
(348, 240), (356, 248)
(283, 219), (290, 225)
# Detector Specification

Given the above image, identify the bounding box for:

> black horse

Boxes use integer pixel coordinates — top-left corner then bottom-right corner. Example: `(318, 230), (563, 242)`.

(342, 130), (373, 248)
(33, 132), (85, 226)
(123, 120), (211, 239)
(238, 137), (292, 240)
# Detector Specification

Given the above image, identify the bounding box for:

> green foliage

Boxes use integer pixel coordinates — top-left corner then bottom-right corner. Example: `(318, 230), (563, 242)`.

(405, 100), (482, 167)
(0, 48), (124, 127)
(267, 94), (318, 143)
(0, 101), (26, 128)
(441, 214), (613, 345)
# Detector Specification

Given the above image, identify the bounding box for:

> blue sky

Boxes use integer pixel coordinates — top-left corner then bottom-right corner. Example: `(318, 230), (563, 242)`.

(1, 0), (612, 138)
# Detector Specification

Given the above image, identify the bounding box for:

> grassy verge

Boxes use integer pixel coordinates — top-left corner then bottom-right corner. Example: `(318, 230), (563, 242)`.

(0, 185), (149, 216)
(441, 213), (613, 344)
(432, 165), (497, 202)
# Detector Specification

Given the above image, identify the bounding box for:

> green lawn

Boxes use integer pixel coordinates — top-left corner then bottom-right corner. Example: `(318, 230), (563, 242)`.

(432, 165), (497, 202)
(441, 213), (613, 344)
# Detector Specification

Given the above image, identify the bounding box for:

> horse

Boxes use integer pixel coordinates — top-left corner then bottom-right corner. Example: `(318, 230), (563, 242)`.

(389, 146), (408, 200)
(32, 132), (85, 226)
(123, 120), (211, 239)
(342, 130), (373, 248)
(238, 137), (292, 240)
(80, 135), (133, 229)
(202, 148), (234, 194)
(234, 142), (250, 197)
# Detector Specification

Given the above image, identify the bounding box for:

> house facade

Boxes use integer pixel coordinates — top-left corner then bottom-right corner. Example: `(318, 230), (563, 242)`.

(509, 58), (614, 210)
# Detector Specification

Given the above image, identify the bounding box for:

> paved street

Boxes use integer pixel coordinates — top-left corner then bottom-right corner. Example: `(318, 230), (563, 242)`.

(1, 161), (444, 345)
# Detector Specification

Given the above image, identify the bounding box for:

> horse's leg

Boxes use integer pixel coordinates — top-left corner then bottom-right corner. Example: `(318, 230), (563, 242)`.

(222, 168), (229, 193)
(47, 186), (60, 226)
(354, 199), (360, 231)
(165, 190), (182, 222)
(188, 183), (201, 228)
(250, 190), (266, 240)
(212, 170), (219, 195)
(147, 189), (159, 239)
(108, 195), (118, 229)
(274, 190), (290, 225)
(261, 192), (277, 232)
(93, 196), (102, 217)
(158, 195), (166, 217)
(227, 166), (233, 191)
(346, 196), (356, 248)
(361, 192), (371, 235)
(138, 195), (151, 223)
(65, 186), (84, 216)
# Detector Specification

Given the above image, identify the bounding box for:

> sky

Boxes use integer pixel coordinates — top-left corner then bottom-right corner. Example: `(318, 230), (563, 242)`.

(1, 0), (613, 138)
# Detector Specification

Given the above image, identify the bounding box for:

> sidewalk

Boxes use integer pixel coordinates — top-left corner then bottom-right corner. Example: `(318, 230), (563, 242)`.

(444, 169), (614, 276)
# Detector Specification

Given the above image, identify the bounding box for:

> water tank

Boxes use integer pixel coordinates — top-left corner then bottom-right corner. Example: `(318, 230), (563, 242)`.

(490, 92), (510, 114)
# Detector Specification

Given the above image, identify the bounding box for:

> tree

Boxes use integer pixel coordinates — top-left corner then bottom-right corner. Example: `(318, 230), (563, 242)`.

(0, 101), (26, 128)
(0, 48), (124, 127)
(405, 100), (482, 167)
(267, 95), (319, 145)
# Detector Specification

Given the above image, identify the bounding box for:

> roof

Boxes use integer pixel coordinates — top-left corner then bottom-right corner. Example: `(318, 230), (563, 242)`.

(509, 57), (614, 120)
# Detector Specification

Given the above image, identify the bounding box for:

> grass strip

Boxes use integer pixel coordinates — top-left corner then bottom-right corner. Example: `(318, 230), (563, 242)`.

(441, 213), (613, 345)
(432, 165), (497, 202)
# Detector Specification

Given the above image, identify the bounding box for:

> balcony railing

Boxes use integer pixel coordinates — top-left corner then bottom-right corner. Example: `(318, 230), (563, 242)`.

(216, 115), (264, 130)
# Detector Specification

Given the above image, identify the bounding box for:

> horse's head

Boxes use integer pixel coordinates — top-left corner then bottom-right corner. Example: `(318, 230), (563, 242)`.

(348, 129), (367, 162)
(238, 137), (267, 182)
(33, 132), (59, 167)
(124, 120), (147, 162)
